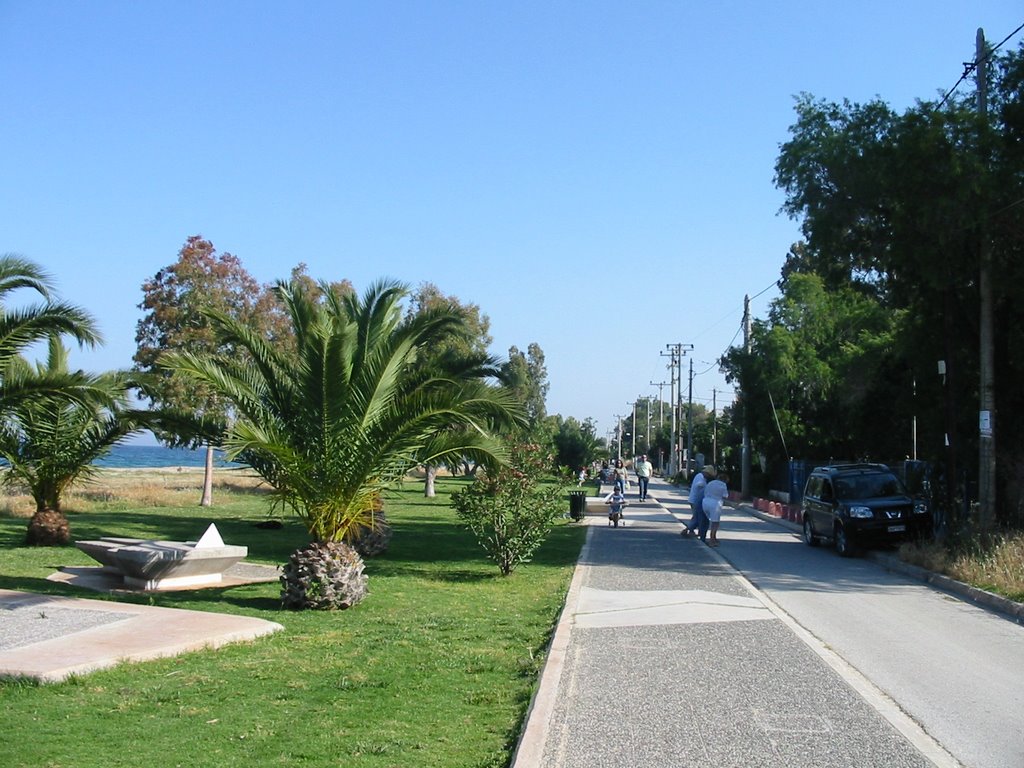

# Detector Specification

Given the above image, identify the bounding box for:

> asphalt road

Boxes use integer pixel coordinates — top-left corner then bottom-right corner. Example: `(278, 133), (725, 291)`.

(708, 503), (1024, 768)
(525, 487), (944, 768)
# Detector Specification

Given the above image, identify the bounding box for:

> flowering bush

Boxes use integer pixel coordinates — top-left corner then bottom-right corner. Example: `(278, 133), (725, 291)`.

(452, 442), (567, 575)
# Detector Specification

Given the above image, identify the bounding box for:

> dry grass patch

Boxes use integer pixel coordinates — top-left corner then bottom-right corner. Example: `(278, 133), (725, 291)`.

(0, 467), (269, 517)
(900, 532), (1024, 602)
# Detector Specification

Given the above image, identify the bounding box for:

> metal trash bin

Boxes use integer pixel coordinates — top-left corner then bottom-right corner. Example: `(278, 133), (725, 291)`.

(568, 490), (587, 521)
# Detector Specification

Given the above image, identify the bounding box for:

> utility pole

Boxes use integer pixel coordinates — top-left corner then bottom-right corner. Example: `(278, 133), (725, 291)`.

(911, 378), (917, 461)
(686, 357), (694, 473)
(741, 295), (752, 499)
(977, 27), (996, 528)
(662, 346), (679, 475)
(712, 389), (718, 465)
(650, 380), (668, 472)
(614, 414), (624, 460)
(663, 344), (692, 475)
(629, 401), (637, 458)
(643, 395), (651, 452)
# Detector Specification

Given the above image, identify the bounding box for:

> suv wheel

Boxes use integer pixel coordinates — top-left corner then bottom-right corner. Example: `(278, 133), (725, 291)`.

(834, 524), (857, 557)
(802, 516), (819, 547)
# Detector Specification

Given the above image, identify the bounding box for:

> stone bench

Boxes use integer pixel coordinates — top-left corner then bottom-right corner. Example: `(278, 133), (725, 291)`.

(75, 525), (247, 591)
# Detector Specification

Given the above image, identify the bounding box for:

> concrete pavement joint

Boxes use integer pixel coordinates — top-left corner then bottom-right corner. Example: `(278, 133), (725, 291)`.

(716, 550), (964, 768)
(574, 587), (773, 629)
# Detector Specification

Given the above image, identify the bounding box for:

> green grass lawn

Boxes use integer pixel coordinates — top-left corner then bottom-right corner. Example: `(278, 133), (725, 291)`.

(0, 476), (587, 768)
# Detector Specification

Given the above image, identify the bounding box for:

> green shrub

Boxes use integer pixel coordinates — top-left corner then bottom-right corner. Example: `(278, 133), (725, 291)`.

(452, 442), (567, 575)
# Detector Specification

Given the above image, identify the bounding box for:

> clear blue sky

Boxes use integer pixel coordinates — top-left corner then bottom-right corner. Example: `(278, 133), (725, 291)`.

(2, 1), (1021, 445)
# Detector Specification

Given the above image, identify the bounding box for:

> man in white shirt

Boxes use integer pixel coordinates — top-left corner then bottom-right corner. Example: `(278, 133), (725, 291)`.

(634, 454), (653, 501)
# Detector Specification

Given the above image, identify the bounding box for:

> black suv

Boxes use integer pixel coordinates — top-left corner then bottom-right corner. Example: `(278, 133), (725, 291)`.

(801, 463), (930, 556)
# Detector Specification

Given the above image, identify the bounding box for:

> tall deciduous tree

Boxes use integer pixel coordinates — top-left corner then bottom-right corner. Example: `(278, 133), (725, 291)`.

(547, 415), (603, 475)
(134, 236), (285, 505)
(405, 283), (495, 496)
(502, 342), (549, 429)
(722, 273), (899, 470)
(765, 42), (1024, 523)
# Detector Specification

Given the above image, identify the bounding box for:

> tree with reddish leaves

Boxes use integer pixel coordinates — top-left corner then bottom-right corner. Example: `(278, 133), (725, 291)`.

(134, 235), (286, 505)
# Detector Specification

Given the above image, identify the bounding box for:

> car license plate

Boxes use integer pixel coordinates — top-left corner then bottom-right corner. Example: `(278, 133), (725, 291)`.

(888, 525), (906, 533)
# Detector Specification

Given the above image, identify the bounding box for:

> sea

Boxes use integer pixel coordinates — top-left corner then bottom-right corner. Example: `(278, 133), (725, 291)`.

(94, 444), (242, 469)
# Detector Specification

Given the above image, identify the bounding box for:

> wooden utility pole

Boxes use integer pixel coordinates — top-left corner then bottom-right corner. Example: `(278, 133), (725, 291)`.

(977, 27), (996, 528)
(629, 400), (637, 458)
(641, 395), (651, 452)
(686, 357), (694, 471)
(712, 389), (718, 465)
(662, 345), (680, 474)
(741, 295), (752, 499)
(650, 380), (668, 471)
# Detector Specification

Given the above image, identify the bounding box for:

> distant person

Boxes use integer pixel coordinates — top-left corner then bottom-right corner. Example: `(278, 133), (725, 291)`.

(577, 466), (587, 486)
(612, 458), (629, 495)
(634, 454), (653, 501)
(682, 465), (716, 538)
(702, 471), (729, 547)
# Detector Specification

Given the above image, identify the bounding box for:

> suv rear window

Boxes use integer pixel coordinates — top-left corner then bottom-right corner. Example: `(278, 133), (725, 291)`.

(834, 472), (905, 500)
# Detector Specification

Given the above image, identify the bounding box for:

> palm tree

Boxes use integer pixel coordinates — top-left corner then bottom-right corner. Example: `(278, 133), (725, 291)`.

(0, 255), (108, 545)
(0, 255), (101, 381)
(0, 338), (158, 544)
(0, 255), (105, 419)
(161, 278), (523, 609)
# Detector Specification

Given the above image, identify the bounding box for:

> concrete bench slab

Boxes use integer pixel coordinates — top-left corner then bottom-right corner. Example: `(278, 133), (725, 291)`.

(74, 524), (247, 591)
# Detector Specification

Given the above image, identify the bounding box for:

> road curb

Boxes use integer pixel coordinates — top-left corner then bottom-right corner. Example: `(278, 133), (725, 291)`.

(508, 523), (593, 768)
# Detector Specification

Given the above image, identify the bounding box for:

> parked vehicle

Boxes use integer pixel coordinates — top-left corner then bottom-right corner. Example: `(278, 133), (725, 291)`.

(801, 463), (931, 556)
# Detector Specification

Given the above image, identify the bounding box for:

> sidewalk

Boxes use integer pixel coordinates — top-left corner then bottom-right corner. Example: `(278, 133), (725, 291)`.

(512, 476), (944, 768)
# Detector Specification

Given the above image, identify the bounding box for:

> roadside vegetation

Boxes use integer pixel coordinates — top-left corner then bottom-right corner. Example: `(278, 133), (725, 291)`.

(900, 533), (1024, 603)
(0, 471), (586, 768)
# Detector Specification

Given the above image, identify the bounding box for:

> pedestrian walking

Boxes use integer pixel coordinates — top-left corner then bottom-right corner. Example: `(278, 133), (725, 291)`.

(682, 465), (716, 538)
(634, 454), (653, 501)
(702, 471), (729, 546)
(612, 458), (629, 495)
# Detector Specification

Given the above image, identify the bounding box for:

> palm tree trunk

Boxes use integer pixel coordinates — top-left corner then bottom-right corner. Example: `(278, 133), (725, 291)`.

(424, 464), (437, 497)
(200, 443), (214, 506)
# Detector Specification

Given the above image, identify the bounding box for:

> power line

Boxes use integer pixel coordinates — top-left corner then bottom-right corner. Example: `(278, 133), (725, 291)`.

(937, 21), (1024, 109)
(749, 280), (777, 301)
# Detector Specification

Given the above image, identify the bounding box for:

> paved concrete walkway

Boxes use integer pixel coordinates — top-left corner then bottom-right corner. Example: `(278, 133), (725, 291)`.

(0, 588), (282, 683)
(512, 476), (947, 768)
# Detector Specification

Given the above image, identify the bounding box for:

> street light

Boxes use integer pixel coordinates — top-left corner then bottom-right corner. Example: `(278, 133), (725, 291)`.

(614, 414), (624, 460)
(629, 401), (636, 458)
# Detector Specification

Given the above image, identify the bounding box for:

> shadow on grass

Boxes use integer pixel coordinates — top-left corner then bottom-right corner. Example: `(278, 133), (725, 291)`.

(0, 574), (75, 596)
(367, 564), (499, 583)
(1, 478), (587, 613)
